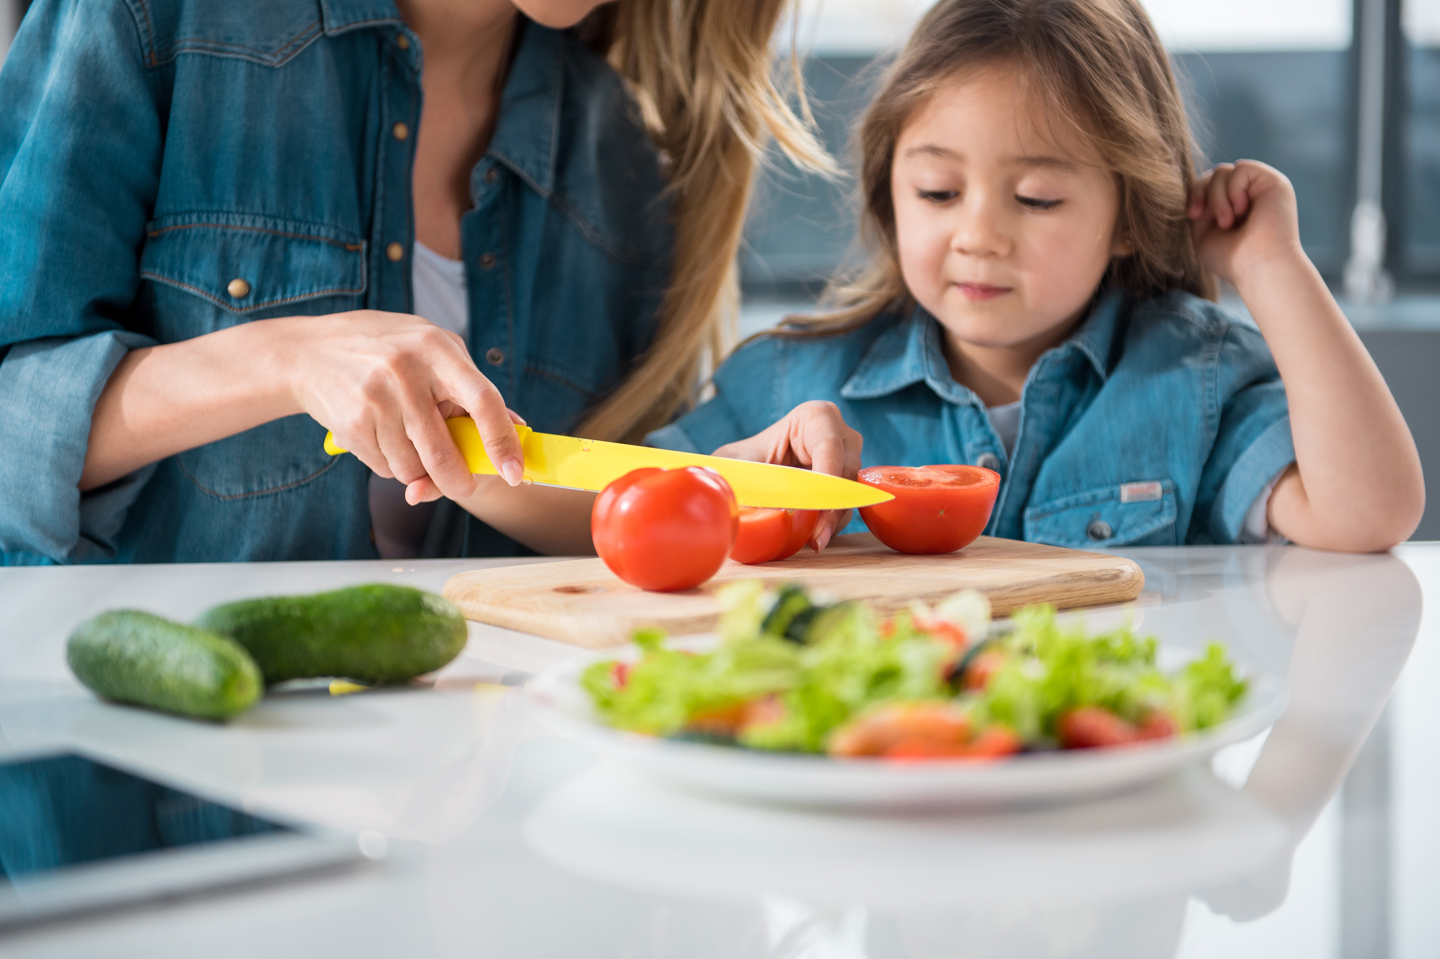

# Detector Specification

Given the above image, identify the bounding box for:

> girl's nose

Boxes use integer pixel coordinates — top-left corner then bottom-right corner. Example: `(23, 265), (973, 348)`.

(950, 195), (1009, 258)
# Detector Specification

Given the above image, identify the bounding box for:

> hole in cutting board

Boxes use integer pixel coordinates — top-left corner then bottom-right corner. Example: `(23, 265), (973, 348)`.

(554, 585), (608, 595)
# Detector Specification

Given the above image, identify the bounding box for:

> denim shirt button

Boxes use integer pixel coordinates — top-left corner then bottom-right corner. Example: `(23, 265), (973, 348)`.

(226, 278), (250, 299)
(392, 122), (409, 141)
(478, 252), (496, 270)
(485, 347), (505, 366)
(1087, 519), (1113, 541)
(396, 34), (410, 50)
(385, 242), (404, 262)
(484, 168), (498, 185)
(975, 452), (1000, 472)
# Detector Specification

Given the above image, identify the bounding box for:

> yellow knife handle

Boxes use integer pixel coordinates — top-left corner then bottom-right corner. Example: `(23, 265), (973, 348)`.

(323, 420), (530, 477)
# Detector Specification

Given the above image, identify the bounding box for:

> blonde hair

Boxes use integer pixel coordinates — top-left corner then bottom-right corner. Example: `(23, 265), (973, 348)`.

(573, 2), (833, 441)
(793, 0), (1214, 337)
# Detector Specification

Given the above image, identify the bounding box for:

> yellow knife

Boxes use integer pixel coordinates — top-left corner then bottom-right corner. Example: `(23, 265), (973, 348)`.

(323, 418), (892, 510)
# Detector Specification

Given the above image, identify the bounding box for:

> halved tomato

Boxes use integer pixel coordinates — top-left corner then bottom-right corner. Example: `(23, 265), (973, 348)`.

(773, 509), (819, 560)
(731, 508), (792, 565)
(857, 465), (1000, 554)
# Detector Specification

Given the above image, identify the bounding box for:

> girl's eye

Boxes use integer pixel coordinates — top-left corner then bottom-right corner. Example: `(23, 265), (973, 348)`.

(1017, 195), (1063, 211)
(917, 189), (958, 204)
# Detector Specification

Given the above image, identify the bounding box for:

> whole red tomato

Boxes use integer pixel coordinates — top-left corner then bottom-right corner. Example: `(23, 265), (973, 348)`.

(857, 465), (1000, 554)
(591, 467), (738, 591)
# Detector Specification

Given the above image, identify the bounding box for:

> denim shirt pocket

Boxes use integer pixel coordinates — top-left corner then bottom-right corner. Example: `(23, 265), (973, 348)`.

(138, 214), (367, 499)
(1023, 479), (1178, 548)
(139, 213), (367, 328)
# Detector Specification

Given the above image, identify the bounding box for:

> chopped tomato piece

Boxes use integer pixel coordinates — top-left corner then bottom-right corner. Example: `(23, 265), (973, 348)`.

(610, 661), (630, 690)
(883, 737), (970, 761)
(828, 702), (971, 757)
(1057, 706), (1138, 749)
(1136, 710), (1179, 741)
(961, 648), (1007, 691)
(926, 620), (969, 649)
(965, 725), (1022, 759)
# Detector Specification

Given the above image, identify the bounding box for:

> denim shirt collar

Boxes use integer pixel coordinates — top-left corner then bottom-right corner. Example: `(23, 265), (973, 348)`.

(487, 21), (562, 197)
(839, 288), (1125, 405)
(319, 3), (560, 197)
(320, 0), (403, 35)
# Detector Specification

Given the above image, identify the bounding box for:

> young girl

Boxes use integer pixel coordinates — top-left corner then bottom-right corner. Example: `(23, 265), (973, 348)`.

(649, 0), (1424, 553)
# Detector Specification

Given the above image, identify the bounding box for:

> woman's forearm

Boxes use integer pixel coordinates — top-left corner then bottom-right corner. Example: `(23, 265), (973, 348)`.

(455, 477), (597, 556)
(80, 320), (300, 491)
(1237, 254), (1424, 550)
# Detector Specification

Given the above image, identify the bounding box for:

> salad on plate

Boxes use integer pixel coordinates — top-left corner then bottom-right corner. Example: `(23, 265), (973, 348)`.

(581, 583), (1248, 762)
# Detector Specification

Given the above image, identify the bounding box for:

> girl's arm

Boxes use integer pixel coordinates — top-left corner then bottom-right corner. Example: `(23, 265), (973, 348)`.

(82, 311), (528, 501)
(1190, 161), (1424, 551)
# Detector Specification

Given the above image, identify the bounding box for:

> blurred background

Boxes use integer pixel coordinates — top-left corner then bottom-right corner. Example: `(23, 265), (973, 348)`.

(2, 0), (1438, 536)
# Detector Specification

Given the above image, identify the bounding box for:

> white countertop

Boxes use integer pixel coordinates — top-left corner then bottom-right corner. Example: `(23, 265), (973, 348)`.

(1, 544), (1436, 958)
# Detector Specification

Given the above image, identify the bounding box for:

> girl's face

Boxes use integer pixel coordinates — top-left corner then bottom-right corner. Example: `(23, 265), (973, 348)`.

(891, 64), (1127, 363)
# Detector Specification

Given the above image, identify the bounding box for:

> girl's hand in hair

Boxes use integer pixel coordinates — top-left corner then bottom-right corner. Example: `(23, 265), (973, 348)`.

(1187, 160), (1304, 289)
(1191, 162), (1425, 551)
(710, 401), (864, 553)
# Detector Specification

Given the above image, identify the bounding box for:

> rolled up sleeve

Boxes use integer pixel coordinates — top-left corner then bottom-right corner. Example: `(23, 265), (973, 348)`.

(1198, 325), (1296, 544)
(0, 0), (163, 561)
(0, 333), (157, 561)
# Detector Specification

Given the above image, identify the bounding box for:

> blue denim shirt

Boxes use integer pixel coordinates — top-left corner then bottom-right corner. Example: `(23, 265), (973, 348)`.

(0, 1), (671, 564)
(649, 289), (1295, 547)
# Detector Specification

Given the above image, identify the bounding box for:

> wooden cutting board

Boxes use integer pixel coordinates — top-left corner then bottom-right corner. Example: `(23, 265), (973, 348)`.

(443, 533), (1145, 648)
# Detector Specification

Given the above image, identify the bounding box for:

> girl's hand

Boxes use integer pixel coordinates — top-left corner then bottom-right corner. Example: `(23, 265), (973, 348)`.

(286, 311), (527, 505)
(1188, 160), (1306, 289)
(711, 401), (864, 552)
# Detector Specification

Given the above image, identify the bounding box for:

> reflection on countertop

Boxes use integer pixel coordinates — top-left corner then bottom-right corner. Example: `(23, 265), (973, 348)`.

(519, 546), (1421, 958)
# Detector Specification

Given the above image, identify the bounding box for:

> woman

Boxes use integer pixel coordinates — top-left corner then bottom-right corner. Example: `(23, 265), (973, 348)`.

(0, 0), (833, 564)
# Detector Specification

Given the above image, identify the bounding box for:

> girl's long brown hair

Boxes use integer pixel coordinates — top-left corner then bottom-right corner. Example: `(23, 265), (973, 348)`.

(794, 0), (1215, 337)
(573, 2), (833, 441)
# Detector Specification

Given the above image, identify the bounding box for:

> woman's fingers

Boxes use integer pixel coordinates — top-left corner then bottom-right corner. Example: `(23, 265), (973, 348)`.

(405, 401), (480, 501)
(436, 360), (525, 486)
(405, 476), (443, 505)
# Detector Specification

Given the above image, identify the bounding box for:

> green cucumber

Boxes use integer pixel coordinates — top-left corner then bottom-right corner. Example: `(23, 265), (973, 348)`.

(196, 584), (467, 684)
(67, 611), (263, 721)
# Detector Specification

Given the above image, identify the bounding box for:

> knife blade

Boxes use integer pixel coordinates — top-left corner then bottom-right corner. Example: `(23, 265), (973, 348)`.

(323, 419), (892, 510)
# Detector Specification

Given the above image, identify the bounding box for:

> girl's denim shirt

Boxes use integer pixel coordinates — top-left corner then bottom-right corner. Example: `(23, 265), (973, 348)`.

(650, 289), (1296, 547)
(0, 1), (672, 564)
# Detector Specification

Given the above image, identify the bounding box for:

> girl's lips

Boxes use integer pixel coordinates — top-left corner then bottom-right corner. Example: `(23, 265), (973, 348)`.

(954, 282), (1011, 301)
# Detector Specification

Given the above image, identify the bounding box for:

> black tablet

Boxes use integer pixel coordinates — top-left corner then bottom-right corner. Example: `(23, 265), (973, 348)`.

(0, 750), (373, 931)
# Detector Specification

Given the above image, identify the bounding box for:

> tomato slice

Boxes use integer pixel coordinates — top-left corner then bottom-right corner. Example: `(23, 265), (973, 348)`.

(591, 467), (738, 592)
(730, 507), (792, 565)
(772, 509), (819, 560)
(857, 464), (1000, 554)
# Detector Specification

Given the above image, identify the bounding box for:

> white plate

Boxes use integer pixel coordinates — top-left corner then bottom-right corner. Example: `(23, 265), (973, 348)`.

(524, 641), (1287, 810)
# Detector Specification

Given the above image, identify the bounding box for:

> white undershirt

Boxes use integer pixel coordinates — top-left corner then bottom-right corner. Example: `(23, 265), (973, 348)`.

(370, 241), (471, 559)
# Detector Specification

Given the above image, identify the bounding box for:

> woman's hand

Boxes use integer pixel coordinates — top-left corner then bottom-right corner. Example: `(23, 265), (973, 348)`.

(286, 311), (526, 504)
(1188, 160), (1306, 289)
(81, 310), (526, 499)
(711, 401), (864, 552)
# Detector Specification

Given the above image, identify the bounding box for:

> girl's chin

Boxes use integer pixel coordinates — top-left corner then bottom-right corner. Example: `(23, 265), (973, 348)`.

(934, 313), (1063, 353)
